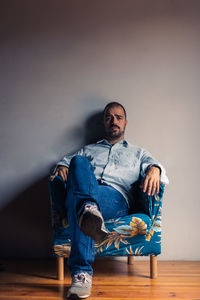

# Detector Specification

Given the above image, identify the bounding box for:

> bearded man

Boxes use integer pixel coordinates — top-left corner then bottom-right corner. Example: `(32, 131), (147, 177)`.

(52, 101), (168, 299)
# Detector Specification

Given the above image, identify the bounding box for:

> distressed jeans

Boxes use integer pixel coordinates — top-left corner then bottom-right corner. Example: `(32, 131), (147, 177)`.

(49, 155), (128, 276)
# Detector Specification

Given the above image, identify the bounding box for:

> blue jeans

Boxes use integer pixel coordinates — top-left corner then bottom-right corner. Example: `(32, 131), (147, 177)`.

(51, 155), (128, 276)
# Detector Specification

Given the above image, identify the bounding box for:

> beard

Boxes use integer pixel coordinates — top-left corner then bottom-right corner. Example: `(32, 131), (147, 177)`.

(106, 126), (125, 141)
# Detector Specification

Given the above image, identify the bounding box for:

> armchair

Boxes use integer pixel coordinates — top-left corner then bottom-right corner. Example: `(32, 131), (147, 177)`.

(48, 175), (165, 281)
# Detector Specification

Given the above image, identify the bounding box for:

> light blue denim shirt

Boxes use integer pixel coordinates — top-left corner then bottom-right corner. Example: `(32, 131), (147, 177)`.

(56, 139), (169, 206)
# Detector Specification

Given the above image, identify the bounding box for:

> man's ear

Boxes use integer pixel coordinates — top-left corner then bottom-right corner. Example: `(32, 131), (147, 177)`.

(125, 119), (128, 127)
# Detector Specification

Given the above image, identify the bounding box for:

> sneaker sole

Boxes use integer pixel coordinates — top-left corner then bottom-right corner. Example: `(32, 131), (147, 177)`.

(80, 211), (107, 242)
(67, 292), (90, 299)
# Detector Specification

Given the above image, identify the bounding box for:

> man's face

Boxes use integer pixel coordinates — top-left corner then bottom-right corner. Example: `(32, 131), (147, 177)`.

(103, 105), (127, 141)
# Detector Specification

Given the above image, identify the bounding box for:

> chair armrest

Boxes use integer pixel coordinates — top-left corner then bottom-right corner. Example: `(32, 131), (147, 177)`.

(48, 175), (68, 231)
(147, 184), (164, 227)
(129, 177), (165, 221)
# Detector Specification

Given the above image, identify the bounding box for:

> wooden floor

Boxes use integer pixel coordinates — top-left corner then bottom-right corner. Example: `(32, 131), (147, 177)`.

(0, 259), (200, 299)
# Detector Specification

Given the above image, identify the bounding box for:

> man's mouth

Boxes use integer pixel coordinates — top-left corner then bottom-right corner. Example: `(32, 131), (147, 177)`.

(111, 126), (120, 130)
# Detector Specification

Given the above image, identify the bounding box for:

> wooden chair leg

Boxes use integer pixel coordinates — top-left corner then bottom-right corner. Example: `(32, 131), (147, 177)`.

(127, 256), (134, 265)
(150, 255), (157, 278)
(57, 256), (64, 280)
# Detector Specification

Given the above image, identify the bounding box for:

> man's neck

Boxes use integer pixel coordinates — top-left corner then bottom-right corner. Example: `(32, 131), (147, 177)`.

(106, 136), (125, 145)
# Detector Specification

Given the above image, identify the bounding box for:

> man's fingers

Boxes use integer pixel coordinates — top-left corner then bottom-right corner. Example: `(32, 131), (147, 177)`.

(151, 181), (156, 196)
(59, 170), (63, 181)
(156, 181), (160, 195)
(142, 178), (160, 196)
(55, 167), (68, 182)
(143, 166), (161, 196)
(60, 170), (67, 182)
(147, 178), (153, 196)
(65, 170), (68, 182)
(56, 169), (65, 182)
(143, 177), (149, 193)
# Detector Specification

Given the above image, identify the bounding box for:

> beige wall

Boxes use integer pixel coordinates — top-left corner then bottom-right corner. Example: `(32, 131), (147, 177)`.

(0, 0), (199, 259)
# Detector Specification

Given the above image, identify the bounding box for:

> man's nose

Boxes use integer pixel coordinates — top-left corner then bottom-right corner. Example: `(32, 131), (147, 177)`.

(111, 116), (118, 124)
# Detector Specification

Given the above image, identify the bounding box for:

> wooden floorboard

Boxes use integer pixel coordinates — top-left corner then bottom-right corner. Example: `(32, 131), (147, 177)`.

(0, 259), (200, 299)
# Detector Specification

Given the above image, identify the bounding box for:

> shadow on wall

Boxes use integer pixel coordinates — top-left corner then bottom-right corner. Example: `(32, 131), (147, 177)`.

(84, 111), (105, 145)
(0, 112), (105, 259)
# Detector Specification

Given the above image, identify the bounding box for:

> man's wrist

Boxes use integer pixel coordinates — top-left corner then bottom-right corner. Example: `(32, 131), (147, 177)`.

(56, 165), (68, 170)
(151, 164), (161, 175)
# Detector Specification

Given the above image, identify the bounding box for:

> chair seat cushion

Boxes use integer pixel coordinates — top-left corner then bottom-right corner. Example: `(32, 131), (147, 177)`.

(53, 213), (161, 258)
(104, 213), (152, 235)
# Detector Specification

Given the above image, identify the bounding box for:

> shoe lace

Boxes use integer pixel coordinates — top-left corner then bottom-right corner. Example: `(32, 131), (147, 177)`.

(84, 204), (98, 213)
(72, 273), (91, 287)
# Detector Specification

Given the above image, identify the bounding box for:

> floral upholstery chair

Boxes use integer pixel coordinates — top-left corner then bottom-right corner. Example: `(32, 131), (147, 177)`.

(48, 175), (165, 280)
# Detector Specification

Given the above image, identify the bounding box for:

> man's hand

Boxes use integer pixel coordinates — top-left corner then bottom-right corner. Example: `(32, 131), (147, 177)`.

(140, 166), (160, 196)
(55, 166), (69, 182)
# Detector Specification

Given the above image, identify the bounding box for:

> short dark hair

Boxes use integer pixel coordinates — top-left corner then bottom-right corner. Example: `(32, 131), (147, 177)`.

(103, 102), (127, 119)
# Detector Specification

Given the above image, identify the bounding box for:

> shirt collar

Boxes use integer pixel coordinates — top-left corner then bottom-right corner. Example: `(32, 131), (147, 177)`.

(97, 139), (128, 147)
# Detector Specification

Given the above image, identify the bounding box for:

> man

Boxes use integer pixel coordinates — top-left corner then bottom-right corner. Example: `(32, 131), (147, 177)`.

(53, 102), (168, 299)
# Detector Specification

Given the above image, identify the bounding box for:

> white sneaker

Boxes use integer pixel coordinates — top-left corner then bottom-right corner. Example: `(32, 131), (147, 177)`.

(79, 204), (108, 242)
(67, 272), (92, 299)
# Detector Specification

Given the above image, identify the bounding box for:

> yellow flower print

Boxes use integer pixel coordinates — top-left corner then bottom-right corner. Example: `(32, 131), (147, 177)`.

(54, 243), (71, 258)
(126, 246), (133, 255)
(134, 246), (144, 255)
(129, 217), (148, 236)
(145, 229), (154, 241)
(95, 232), (129, 251)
